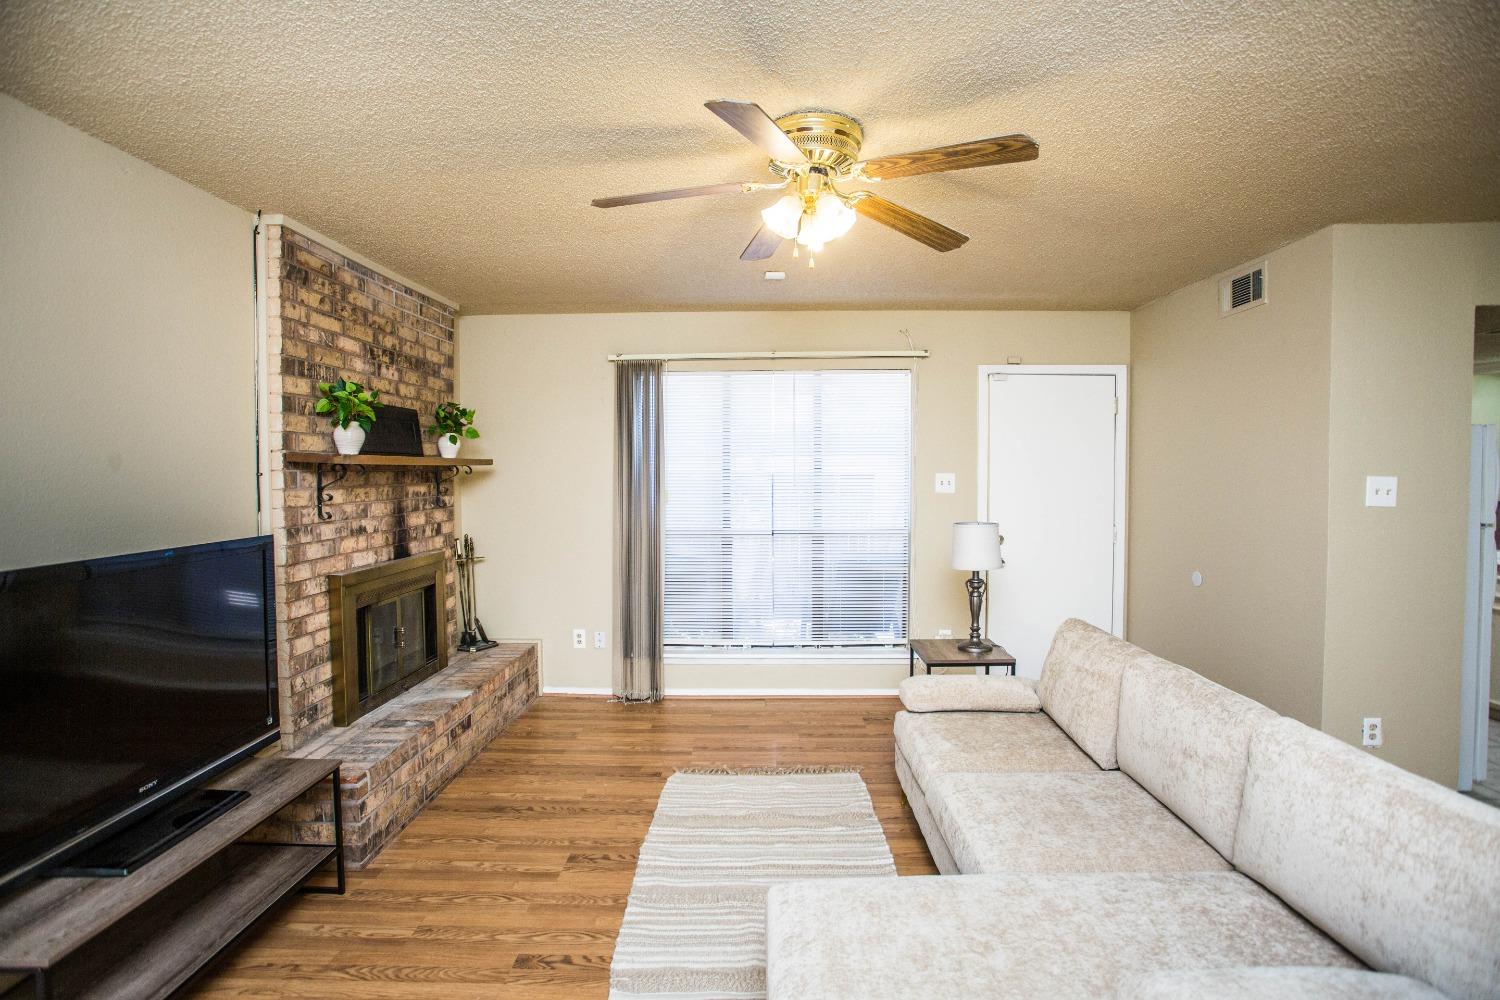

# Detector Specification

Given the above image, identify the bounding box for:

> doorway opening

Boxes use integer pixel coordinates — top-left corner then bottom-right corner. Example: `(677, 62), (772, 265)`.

(1463, 305), (1500, 802)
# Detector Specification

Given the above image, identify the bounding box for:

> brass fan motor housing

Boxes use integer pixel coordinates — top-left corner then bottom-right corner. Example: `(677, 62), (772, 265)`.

(772, 110), (864, 175)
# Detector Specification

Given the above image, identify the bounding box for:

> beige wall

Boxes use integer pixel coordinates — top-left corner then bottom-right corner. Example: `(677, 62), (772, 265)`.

(1131, 222), (1500, 785)
(458, 311), (1129, 691)
(0, 94), (257, 568)
(1128, 229), (1334, 724)
(1321, 223), (1500, 784)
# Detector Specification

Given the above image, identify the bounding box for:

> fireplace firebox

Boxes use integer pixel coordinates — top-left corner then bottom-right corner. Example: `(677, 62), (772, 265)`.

(328, 552), (448, 725)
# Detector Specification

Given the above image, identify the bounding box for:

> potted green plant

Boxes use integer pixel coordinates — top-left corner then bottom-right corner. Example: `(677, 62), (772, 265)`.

(315, 378), (381, 455)
(429, 402), (479, 459)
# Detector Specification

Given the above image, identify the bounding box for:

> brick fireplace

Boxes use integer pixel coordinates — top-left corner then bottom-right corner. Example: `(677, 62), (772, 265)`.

(258, 222), (537, 866)
(263, 222), (462, 748)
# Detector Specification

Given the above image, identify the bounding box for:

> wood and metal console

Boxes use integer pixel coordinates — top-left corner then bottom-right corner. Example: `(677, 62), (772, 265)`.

(0, 755), (343, 1000)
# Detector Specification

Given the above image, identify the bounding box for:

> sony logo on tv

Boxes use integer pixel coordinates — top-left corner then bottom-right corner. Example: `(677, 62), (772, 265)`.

(137, 779), (159, 795)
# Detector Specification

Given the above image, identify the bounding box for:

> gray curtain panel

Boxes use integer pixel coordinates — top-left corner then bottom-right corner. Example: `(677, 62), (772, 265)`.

(613, 360), (665, 701)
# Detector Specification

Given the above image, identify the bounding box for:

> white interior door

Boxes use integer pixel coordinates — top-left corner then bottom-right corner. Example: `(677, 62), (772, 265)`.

(983, 371), (1123, 677)
(1461, 424), (1497, 789)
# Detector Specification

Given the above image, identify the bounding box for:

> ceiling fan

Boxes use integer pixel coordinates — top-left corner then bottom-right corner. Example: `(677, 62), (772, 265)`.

(591, 100), (1038, 264)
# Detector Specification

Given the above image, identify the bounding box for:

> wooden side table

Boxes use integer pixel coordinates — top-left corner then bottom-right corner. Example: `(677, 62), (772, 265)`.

(908, 638), (1018, 677)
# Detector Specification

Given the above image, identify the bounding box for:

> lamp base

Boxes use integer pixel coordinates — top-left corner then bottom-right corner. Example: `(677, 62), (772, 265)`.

(960, 571), (994, 655)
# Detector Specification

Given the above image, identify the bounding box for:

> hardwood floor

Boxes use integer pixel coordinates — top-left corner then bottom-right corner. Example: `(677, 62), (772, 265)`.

(187, 695), (935, 998)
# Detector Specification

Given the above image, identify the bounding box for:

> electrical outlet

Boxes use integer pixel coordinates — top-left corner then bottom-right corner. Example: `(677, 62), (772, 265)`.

(593, 630), (606, 649)
(935, 473), (956, 494)
(937, 628), (953, 639)
(572, 628), (586, 649)
(1362, 717), (1383, 748)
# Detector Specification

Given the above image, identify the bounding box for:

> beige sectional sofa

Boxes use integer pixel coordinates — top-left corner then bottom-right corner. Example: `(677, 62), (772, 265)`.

(765, 619), (1500, 999)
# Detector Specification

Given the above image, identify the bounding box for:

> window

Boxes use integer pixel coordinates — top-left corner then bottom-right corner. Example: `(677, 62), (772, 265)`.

(663, 369), (912, 652)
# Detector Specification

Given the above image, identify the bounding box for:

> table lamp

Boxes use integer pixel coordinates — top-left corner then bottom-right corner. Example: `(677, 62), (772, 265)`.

(952, 521), (1005, 653)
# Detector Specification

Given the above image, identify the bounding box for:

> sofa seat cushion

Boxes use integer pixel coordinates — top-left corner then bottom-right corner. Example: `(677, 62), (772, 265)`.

(894, 710), (1098, 792)
(1116, 967), (1446, 999)
(1036, 618), (1143, 769)
(894, 743), (959, 875)
(1116, 655), (1277, 858)
(765, 871), (1358, 1000)
(898, 674), (1041, 713)
(1234, 717), (1500, 1000)
(926, 771), (1232, 875)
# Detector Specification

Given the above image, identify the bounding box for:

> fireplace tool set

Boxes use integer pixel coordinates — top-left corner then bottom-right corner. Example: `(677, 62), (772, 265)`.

(455, 534), (498, 652)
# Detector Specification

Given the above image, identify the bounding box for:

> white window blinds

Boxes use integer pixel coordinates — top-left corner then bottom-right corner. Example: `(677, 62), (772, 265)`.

(663, 369), (912, 649)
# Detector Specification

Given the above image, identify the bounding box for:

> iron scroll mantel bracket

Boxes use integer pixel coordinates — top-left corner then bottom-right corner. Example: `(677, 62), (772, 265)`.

(315, 463), (356, 521)
(432, 465), (475, 509)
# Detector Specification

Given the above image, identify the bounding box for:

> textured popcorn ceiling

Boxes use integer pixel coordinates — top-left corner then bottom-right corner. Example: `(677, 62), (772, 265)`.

(2, 1), (1497, 313)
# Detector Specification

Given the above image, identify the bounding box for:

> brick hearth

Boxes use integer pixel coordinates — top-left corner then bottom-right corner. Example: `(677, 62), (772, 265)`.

(255, 644), (539, 867)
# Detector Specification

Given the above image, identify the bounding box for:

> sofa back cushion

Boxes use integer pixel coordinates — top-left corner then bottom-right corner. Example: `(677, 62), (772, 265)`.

(1234, 717), (1500, 1000)
(1036, 618), (1139, 769)
(1116, 656), (1277, 858)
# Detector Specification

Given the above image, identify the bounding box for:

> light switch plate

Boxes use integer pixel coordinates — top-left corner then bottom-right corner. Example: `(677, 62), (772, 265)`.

(935, 473), (956, 494)
(593, 630), (606, 649)
(1365, 476), (1397, 508)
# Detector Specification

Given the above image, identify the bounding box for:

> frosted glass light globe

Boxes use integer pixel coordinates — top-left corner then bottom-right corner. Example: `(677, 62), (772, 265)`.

(760, 195), (803, 240)
(798, 193), (855, 246)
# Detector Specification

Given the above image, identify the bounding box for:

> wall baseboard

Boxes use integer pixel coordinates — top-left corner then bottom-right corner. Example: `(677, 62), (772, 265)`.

(668, 688), (900, 697)
(540, 686), (899, 698)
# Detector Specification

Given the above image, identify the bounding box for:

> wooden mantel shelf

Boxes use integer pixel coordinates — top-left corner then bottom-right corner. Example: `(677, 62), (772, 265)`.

(282, 453), (493, 520)
(284, 452), (494, 467)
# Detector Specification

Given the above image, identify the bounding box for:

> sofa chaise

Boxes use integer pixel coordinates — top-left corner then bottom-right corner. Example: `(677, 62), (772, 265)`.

(765, 619), (1500, 999)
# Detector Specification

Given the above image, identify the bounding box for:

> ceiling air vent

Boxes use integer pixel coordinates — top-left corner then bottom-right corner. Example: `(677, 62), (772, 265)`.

(1219, 261), (1267, 317)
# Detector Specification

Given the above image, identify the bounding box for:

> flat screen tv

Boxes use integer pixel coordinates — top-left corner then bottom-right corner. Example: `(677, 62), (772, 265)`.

(0, 536), (278, 895)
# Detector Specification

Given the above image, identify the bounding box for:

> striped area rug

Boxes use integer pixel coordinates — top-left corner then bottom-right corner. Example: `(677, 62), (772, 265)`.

(608, 767), (897, 1000)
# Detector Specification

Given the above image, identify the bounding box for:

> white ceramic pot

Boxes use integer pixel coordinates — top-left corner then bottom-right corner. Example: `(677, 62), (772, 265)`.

(332, 424), (366, 456)
(437, 435), (461, 459)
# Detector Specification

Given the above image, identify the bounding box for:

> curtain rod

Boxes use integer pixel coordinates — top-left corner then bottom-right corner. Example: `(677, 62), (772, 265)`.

(607, 349), (929, 362)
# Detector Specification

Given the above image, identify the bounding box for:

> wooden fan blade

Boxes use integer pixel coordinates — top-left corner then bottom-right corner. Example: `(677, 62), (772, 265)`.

(857, 134), (1038, 181)
(592, 181), (754, 208)
(705, 100), (806, 163)
(851, 193), (969, 252)
(740, 226), (783, 261)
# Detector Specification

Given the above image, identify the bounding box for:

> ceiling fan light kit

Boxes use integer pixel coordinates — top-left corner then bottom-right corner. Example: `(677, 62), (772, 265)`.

(760, 191), (856, 251)
(591, 99), (1038, 266)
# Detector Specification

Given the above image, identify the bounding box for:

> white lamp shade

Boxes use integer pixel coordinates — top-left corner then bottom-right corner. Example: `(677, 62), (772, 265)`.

(952, 521), (1003, 570)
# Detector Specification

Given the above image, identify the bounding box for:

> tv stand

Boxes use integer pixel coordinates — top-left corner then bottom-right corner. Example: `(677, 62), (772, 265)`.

(0, 755), (342, 1000)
